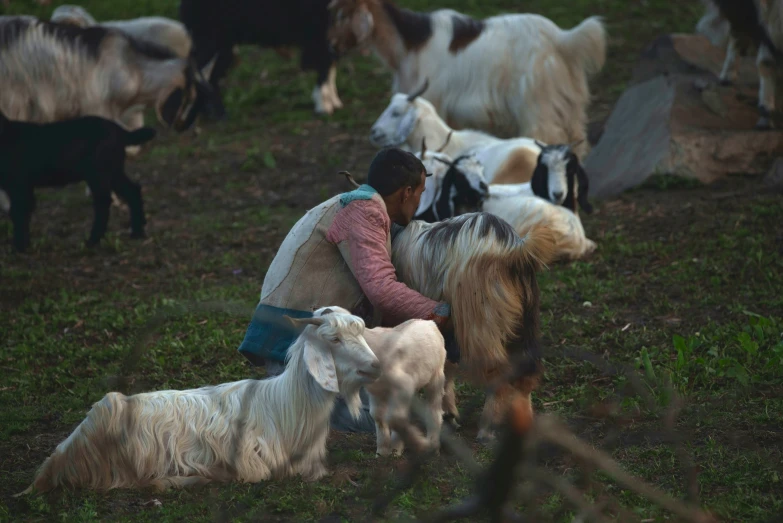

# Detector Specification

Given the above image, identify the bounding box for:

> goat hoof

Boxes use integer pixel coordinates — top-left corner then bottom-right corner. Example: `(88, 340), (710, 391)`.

(443, 414), (461, 430)
(756, 118), (773, 130)
(476, 430), (496, 446)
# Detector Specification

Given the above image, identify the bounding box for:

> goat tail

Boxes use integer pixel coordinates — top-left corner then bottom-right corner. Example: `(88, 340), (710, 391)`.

(124, 127), (157, 146)
(515, 222), (558, 273)
(15, 392), (134, 496)
(555, 15), (607, 78)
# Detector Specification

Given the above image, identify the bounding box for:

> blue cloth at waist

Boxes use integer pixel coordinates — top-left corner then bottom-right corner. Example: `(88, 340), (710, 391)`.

(237, 303), (314, 366)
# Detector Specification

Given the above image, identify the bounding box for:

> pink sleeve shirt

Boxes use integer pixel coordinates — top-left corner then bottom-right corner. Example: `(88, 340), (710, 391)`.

(326, 198), (446, 327)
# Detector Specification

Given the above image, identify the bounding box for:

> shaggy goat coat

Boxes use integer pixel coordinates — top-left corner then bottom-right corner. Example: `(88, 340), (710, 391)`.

(17, 309), (380, 494)
(390, 212), (556, 438)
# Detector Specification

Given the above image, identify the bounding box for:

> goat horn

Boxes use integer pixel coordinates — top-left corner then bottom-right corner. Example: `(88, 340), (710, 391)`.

(432, 156), (454, 167)
(338, 170), (360, 188)
(284, 315), (326, 328)
(436, 130), (453, 153)
(420, 137), (427, 157)
(533, 139), (546, 149)
(407, 78), (429, 102)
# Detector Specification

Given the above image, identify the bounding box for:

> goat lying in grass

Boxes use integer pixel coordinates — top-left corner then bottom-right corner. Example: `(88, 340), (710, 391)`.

(0, 111), (154, 252)
(15, 306), (382, 494)
(415, 143), (596, 261)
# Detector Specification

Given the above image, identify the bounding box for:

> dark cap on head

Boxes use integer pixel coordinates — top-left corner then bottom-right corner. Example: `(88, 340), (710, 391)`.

(367, 147), (431, 197)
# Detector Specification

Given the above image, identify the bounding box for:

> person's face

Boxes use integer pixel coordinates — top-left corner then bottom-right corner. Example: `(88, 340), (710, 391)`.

(398, 171), (427, 226)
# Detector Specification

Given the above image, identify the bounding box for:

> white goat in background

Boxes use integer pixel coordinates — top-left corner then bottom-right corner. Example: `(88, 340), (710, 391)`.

(327, 0), (606, 160)
(15, 307), (382, 494)
(49, 5), (200, 156)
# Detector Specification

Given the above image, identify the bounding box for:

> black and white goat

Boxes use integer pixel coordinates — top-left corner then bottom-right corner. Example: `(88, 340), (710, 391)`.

(0, 111), (154, 252)
(369, 84), (590, 207)
(328, 0), (606, 159)
(704, 0), (783, 129)
(179, 0), (344, 118)
(415, 142), (596, 261)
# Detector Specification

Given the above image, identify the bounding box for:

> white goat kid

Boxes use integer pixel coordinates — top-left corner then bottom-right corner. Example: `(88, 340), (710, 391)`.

(369, 86), (583, 206)
(15, 307), (381, 495)
(327, 0), (606, 160)
(361, 317), (447, 457)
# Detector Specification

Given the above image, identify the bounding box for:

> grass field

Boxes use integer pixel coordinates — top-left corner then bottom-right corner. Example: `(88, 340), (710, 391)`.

(1, 0), (782, 521)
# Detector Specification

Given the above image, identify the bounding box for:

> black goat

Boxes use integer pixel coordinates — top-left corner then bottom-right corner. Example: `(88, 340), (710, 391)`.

(0, 112), (154, 252)
(179, 0), (342, 120)
(710, 0), (783, 63)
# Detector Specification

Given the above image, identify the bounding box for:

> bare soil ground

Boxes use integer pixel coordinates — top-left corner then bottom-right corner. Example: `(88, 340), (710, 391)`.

(1, 1), (782, 522)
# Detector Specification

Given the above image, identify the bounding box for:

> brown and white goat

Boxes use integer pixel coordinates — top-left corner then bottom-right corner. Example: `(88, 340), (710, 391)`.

(390, 212), (557, 442)
(327, 0), (606, 160)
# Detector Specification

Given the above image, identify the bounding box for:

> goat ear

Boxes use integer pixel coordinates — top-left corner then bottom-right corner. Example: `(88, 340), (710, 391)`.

(575, 164), (593, 214)
(157, 87), (184, 128)
(530, 162), (548, 199)
(395, 108), (418, 144)
(285, 316), (326, 328)
(200, 54), (218, 81)
(352, 5), (374, 42)
(303, 338), (340, 393)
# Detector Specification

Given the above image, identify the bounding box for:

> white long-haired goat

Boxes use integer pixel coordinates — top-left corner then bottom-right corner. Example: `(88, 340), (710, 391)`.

(415, 144), (597, 261)
(327, 0), (606, 160)
(369, 85), (589, 206)
(15, 307), (382, 495)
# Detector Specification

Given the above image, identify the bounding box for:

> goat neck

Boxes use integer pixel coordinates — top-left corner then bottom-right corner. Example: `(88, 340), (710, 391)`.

(406, 106), (465, 159)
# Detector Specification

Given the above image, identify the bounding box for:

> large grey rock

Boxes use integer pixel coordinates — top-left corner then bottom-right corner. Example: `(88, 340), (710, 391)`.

(584, 34), (783, 200)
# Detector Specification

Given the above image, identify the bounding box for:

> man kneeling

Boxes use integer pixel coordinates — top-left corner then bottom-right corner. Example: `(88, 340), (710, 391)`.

(238, 147), (459, 432)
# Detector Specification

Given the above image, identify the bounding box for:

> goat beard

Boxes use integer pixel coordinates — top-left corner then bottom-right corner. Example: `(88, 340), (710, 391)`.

(339, 379), (364, 421)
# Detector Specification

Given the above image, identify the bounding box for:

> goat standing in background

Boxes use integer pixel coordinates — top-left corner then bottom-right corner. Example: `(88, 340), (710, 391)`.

(49, 5), (210, 154)
(709, 0), (783, 128)
(328, 0), (606, 159)
(0, 112), (154, 252)
(179, 0), (344, 119)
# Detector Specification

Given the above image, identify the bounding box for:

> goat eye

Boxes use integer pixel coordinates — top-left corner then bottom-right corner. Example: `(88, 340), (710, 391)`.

(331, 337), (340, 343)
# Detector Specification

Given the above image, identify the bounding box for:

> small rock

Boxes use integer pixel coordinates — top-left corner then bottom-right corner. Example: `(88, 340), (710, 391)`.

(582, 301), (593, 308)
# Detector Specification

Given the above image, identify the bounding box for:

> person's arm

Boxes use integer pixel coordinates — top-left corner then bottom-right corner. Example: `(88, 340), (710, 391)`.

(328, 200), (450, 328)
